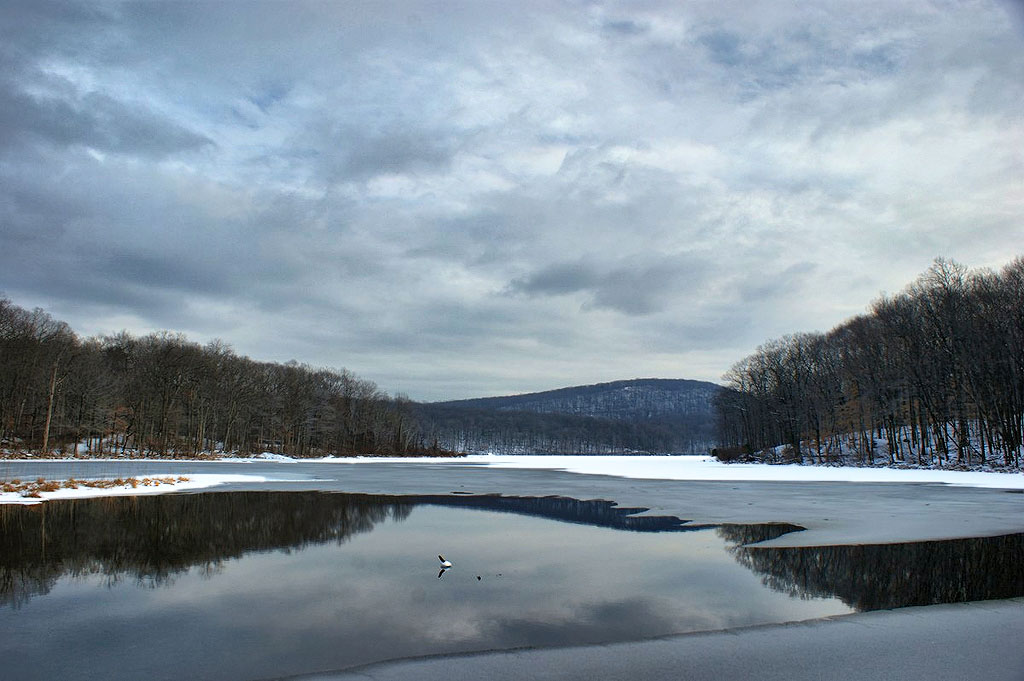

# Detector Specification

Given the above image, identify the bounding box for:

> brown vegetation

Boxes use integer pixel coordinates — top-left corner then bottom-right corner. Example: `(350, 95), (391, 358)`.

(1, 476), (190, 498)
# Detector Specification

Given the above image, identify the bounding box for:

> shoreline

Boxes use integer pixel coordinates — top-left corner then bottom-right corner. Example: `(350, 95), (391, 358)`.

(3, 453), (1022, 487)
(2, 457), (1023, 545)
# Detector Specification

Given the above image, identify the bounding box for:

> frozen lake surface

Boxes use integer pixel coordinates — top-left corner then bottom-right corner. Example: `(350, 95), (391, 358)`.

(2, 491), (1022, 680)
(3, 456), (1023, 546)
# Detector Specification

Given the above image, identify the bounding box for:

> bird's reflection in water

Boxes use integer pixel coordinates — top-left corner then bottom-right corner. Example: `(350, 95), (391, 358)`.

(438, 554), (452, 578)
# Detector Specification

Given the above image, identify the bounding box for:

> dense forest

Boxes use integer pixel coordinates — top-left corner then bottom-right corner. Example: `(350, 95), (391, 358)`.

(0, 297), (441, 457)
(714, 258), (1024, 469)
(0, 296), (717, 458)
(438, 378), (718, 420)
(412, 404), (706, 455)
(416, 379), (719, 455)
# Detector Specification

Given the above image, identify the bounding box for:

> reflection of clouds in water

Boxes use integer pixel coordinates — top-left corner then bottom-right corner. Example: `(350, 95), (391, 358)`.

(167, 508), (839, 650)
(476, 597), (680, 647)
(129, 506), (837, 655)
(7, 492), (1022, 681)
(1, 493), (855, 678)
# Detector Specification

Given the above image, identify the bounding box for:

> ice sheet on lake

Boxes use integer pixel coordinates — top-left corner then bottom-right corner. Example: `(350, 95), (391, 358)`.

(311, 454), (1024, 489)
(2, 455), (1020, 507)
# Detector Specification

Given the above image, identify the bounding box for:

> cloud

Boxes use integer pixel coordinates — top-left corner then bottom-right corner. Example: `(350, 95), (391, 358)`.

(508, 261), (599, 297)
(507, 255), (712, 316)
(601, 19), (648, 37)
(699, 29), (746, 67)
(738, 262), (817, 303)
(0, 82), (212, 157)
(0, 0), (1021, 400)
(315, 125), (457, 182)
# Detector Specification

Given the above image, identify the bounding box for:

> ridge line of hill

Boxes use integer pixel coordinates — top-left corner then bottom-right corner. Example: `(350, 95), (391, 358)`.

(413, 377), (721, 455)
(433, 377), (720, 407)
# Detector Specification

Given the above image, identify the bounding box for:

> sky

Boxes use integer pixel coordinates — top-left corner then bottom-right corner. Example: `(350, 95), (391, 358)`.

(1, 0), (1022, 401)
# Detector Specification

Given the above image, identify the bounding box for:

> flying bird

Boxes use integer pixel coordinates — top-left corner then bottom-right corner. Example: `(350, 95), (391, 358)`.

(438, 554), (453, 578)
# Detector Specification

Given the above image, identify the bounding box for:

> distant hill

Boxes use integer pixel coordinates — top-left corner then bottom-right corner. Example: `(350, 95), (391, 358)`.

(439, 378), (721, 421)
(413, 378), (723, 455)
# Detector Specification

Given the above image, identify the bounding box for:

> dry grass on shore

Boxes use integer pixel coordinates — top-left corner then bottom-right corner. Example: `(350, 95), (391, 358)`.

(1, 476), (190, 498)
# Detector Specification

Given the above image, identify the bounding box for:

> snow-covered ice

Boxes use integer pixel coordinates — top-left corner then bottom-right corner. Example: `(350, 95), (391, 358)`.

(310, 454), (1024, 489)
(0, 473), (276, 505)
(240, 452), (299, 462)
(2, 454), (1021, 507)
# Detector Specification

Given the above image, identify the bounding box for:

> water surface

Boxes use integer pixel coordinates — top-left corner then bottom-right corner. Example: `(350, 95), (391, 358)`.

(1, 492), (1020, 680)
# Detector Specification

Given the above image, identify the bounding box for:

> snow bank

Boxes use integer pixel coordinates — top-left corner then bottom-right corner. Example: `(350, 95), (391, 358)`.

(238, 452), (298, 462)
(0, 474), (274, 505)
(310, 454), (1024, 489)
(469, 455), (1024, 488)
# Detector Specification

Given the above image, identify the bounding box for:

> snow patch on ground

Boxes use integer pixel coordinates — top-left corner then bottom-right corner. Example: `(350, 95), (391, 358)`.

(0, 474), (274, 505)
(242, 452), (298, 462)
(307, 454), (1024, 489)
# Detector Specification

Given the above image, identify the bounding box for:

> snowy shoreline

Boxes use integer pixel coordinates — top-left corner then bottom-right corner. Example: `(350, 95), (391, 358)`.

(0, 473), (280, 505)
(307, 453), (1024, 489)
(2, 454), (1021, 505)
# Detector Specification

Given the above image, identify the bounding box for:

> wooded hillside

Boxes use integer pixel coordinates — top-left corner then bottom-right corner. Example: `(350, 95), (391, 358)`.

(416, 379), (720, 454)
(715, 258), (1024, 468)
(0, 298), (437, 457)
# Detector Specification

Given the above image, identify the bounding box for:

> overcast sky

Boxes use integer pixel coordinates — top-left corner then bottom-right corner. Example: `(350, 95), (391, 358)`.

(1, 1), (1022, 401)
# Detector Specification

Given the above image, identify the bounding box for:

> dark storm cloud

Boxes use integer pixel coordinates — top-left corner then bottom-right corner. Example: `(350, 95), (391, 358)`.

(508, 262), (600, 297)
(507, 255), (711, 316)
(0, 0), (112, 53)
(320, 126), (457, 182)
(738, 262), (817, 303)
(0, 81), (212, 157)
(700, 29), (745, 67)
(0, 181), (79, 243)
(101, 250), (234, 295)
(9, 261), (180, 319)
(0, 2), (209, 159)
(404, 211), (526, 266)
(602, 20), (648, 37)
(0, 150), (305, 333)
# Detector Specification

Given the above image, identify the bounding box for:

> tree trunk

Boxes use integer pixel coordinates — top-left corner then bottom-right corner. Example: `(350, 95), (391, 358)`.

(40, 360), (58, 454)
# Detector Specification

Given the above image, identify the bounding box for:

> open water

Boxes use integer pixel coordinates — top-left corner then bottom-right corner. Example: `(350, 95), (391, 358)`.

(1, 491), (1021, 680)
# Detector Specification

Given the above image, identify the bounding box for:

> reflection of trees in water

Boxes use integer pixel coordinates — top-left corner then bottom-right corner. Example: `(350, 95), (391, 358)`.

(0, 492), (697, 608)
(409, 495), (693, 532)
(717, 526), (1024, 611)
(0, 491), (711, 609)
(713, 524), (805, 546)
(0, 492), (412, 608)
(22, 491), (1016, 616)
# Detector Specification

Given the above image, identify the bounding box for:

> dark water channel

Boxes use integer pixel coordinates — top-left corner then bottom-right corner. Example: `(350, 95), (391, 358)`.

(1, 492), (1022, 681)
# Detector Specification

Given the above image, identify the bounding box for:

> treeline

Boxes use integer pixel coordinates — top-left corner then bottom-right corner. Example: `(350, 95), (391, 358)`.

(413, 403), (714, 455)
(0, 297), (447, 457)
(715, 258), (1024, 468)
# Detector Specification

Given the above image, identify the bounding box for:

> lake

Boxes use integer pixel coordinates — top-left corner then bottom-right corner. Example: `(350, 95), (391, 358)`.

(1, 491), (1021, 680)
